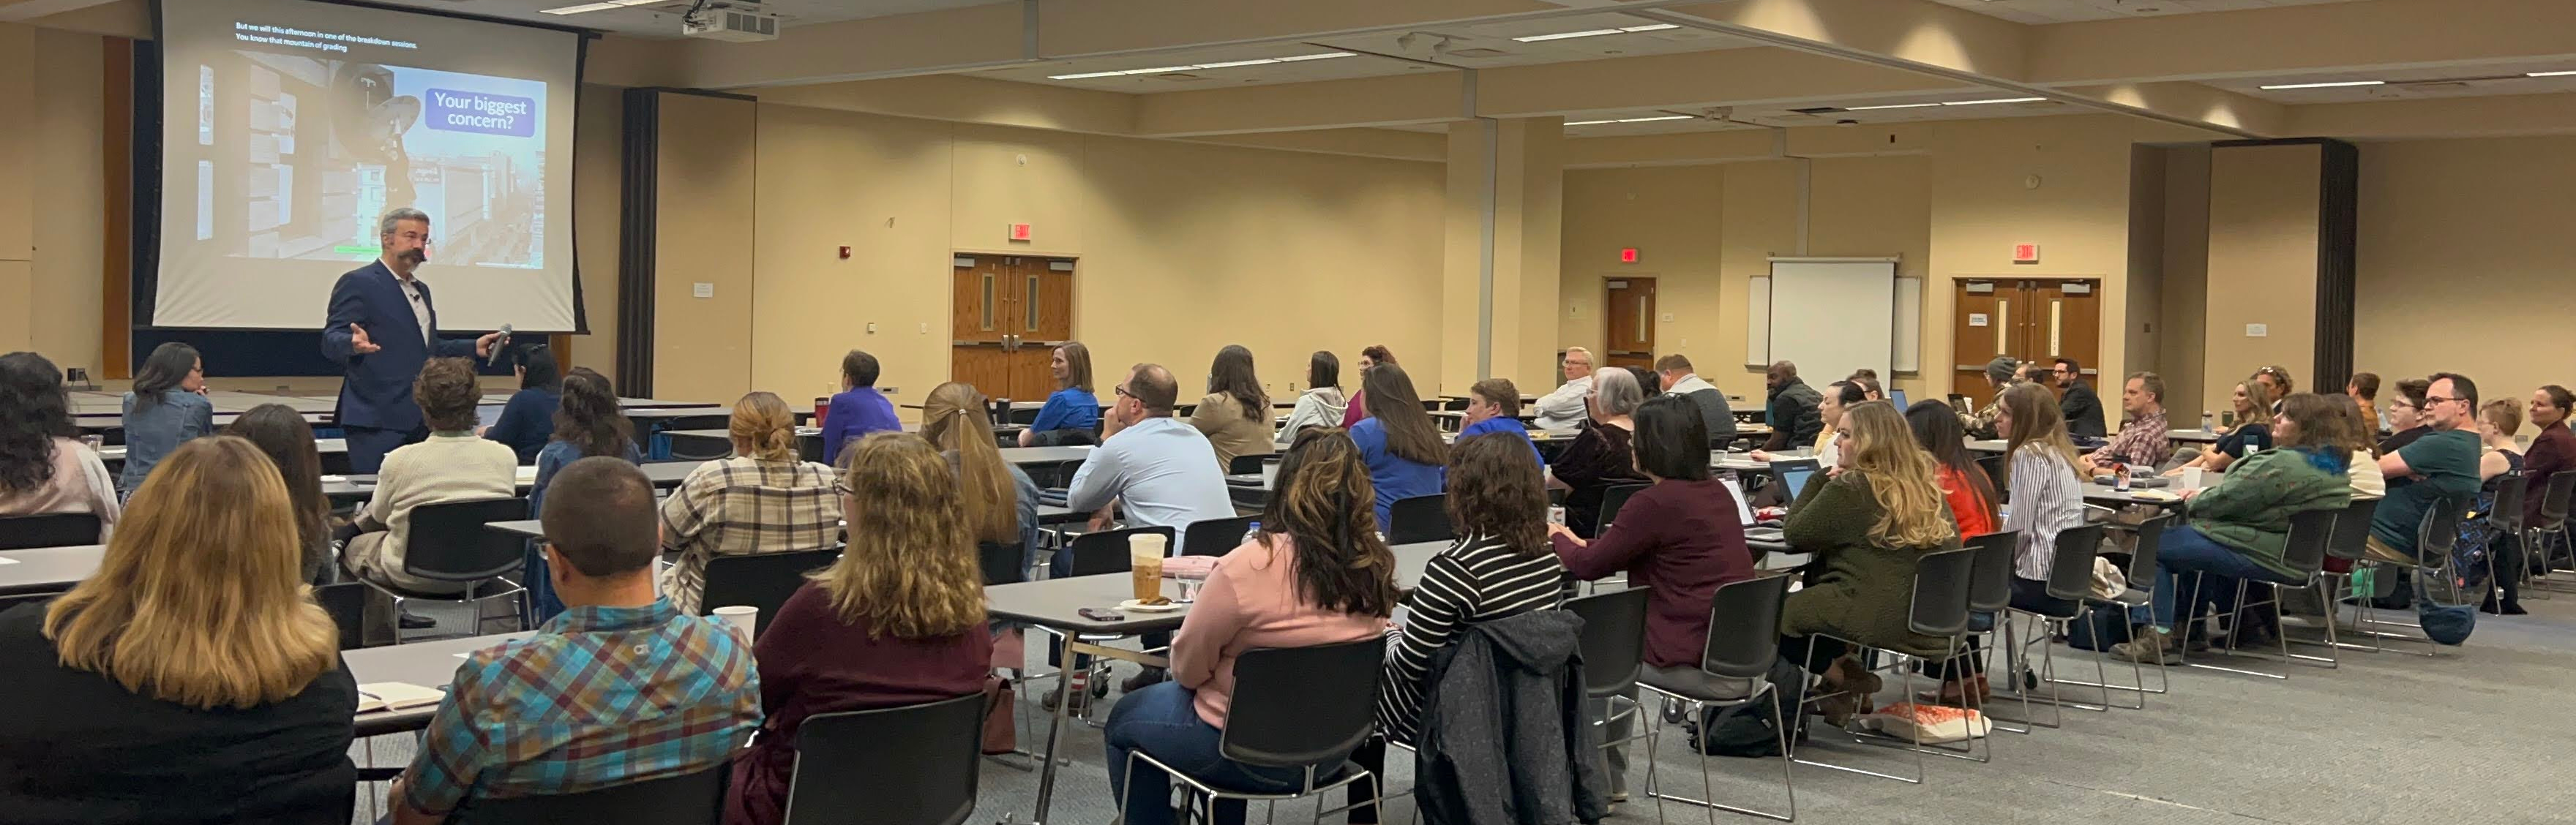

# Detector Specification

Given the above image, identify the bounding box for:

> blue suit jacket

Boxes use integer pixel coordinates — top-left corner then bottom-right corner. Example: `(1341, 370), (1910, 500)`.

(322, 260), (475, 432)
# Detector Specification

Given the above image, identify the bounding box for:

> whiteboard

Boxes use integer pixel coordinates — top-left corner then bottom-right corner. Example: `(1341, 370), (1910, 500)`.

(1764, 257), (1896, 383)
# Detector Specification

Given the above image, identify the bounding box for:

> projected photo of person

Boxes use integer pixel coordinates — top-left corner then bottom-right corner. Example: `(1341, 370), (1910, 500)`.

(181, 51), (546, 271)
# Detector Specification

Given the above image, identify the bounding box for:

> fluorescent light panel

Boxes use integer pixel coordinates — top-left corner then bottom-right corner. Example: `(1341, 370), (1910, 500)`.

(1563, 120), (1617, 126)
(540, 0), (654, 15)
(2258, 80), (2383, 89)
(1565, 115), (1697, 127)
(1941, 97), (2047, 105)
(1513, 23), (1682, 42)
(1845, 102), (1942, 110)
(2527, 70), (2576, 78)
(1047, 52), (1350, 80)
(1273, 52), (1356, 61)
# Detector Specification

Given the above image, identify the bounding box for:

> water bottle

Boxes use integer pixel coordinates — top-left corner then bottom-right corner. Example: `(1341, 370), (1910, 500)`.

(1241, 521), (1262, 543)
(2201, 410), (2215, 432)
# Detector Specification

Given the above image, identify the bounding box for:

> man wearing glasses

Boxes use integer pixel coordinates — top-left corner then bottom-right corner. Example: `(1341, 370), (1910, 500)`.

(322, 207), (506, 473)
(2366, 372), (2485, 566)
(2051, 357), (2108, 438)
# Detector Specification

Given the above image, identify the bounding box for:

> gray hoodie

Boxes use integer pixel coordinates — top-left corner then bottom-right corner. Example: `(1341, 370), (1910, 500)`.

(1415, 610), (1611, 825)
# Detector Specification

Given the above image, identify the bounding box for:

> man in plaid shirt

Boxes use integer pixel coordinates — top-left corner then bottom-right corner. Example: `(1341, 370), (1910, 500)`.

(2083, 372), (2176, 475)
(389, 457), (760, 824)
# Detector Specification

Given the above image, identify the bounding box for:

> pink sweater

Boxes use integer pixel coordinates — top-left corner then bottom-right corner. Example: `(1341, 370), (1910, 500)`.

(1172, 535), (1387, 727)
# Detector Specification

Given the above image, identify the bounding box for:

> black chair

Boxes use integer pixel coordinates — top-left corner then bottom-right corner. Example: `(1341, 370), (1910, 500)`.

(2485, 475), (2530, 603)
(1065, 526), (1175, 576)
(375, 498), (531, 644)
(0, 513), (102, 550)
(1027, 459), (1089, 490)
(1120, 637), (1385, 824)
(1595, 483), (1650, 535)
(658, 414), (736, 461)
(1566, 587), (1651, 704)
(1958, 530), (2028, 738)
(2186, 508), (2342, 677)
(978, 540), (1025, 587)
(2352, 499), (2467, 656)
(1975, 454), (2010, 502)
(1789, 546), (1977, 783)
(700, 548), (842, 638)
(1180, 516), (1256, 558)
(1635, 574), (1797, 821)
(316, 582), (370, 651)
(2066, 515), (2169, 707)
(2007, 522), (2108, 728)
(1385, 494), (1451, 545)
(2532, 472), (2576, 595)
(454, 760), (730, 824)
(1227, 453), (1271, 476)
(786, 693), (987, 825)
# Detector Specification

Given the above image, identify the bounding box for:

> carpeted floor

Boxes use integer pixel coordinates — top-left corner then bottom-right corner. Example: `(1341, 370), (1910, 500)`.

(352, 587), (2576, 824)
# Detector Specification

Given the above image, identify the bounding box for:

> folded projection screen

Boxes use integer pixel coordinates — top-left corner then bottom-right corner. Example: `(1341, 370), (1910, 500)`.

(154, 0), (581, 331)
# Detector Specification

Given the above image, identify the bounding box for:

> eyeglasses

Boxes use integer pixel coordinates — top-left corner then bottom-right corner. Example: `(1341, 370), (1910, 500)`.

(1114, 385), (1134, 399)
(2424, 395), (2462, 407)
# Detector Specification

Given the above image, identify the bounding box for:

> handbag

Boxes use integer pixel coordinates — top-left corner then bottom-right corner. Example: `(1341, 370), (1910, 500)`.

(2089, 557), (2129, 600)
(981, 675), (1017, 755)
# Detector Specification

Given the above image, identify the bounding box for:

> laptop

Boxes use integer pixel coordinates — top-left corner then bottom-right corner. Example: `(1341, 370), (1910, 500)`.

(1770, 460), (1822, 507)
(1890, 388), (1909, 410)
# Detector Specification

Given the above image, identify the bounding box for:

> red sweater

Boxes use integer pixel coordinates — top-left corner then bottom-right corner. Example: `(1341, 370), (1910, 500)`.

(726, 584), (992, 825)
(1937, 464), (1999, 538)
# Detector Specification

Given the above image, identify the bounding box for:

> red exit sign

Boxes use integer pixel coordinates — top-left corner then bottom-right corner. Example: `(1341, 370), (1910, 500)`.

(1008, 223), (1033, 242)
(2012, 243), (2040, 263)
(1619, 247), (1639, 263)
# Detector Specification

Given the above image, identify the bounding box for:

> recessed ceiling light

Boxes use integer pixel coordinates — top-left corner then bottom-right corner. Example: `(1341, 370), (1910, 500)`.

(1273, 52), (1356, 61)
(1942, 97), (2048, 105)
(2527, 70), (2576, 78)
(1046, 71), (1128, 80)
(1845, 102), (1943, 110)
(539, 0), (654, 14)
(2257, 80), (2384, 90)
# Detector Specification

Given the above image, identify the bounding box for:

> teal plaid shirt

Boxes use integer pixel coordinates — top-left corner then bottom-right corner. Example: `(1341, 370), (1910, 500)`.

(402, 598), (760, 815)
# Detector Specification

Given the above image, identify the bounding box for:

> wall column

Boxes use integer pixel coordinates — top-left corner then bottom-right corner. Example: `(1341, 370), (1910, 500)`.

(1441, 116), (1562, 398)
(2202, 138), (2356, 410)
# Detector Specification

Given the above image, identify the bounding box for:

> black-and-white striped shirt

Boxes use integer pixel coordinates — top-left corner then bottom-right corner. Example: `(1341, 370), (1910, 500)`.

(1376, 532), (1571, 744)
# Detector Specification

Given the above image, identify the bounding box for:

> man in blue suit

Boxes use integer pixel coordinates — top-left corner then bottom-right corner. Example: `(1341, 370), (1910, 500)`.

(323, 207), (503, 473)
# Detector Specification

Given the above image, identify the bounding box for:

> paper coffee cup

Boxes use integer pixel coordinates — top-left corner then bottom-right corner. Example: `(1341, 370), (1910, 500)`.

(711, 605), (759, 640)
(2180, 467), (2205, 489)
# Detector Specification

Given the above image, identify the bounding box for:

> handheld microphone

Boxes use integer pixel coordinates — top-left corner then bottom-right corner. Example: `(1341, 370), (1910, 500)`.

(489, 323), (514, 366)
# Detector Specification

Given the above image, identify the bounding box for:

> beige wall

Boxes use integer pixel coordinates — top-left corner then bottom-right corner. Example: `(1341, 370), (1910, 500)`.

(2203, 143), (2322, 414)
(2358, 136), (2576, 407)
(650, 93), (760, 403)
(566, 86), (624, 375)
(2154, 145), (2213, 415)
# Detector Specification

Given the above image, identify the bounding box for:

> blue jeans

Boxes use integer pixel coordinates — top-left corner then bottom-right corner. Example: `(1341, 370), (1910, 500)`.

(1104, 681), (1318, 825)
(2133, 525), (2292, 630)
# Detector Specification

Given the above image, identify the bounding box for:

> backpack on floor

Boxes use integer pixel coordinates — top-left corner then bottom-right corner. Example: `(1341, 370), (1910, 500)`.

(1685, 659), (1806, 757)
(2064, 605), (2133, 652)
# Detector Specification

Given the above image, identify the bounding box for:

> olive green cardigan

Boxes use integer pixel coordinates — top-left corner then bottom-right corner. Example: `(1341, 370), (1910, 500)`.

(2184, 447), (2352, 579)
(1779, 471), (1963, 660)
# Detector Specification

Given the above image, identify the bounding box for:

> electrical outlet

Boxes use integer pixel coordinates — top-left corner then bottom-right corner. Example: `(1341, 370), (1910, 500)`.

(866, 323), (877, 334)
(918, 323), (929, 334)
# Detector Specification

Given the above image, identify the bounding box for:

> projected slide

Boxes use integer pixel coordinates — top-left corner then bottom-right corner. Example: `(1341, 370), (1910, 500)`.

(154, 0), (581, 331)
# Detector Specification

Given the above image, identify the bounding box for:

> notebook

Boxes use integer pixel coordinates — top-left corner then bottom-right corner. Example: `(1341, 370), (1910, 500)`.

(355, 682), (446, 713)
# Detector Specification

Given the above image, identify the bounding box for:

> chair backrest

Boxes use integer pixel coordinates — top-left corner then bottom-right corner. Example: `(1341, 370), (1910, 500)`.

(2042, 523), (2106, 603)
(402, 498), (533, 581)
(1975, 454), (2010, 502)
(1221, 636), (1384, 769)
(1180, 516), (1257, 557)
(1227, 453), (1271, 476)
(1595, 483), (1649, 533)
(787, 692), (986, 825)
(1767, 460), (1821, 505)
(2539, 472), (2576, 530)
(660, 413), (734, 433)
(2327, 497), (2380, 560)
(2126, 513), (2173, 584)
(977, 541), (1024, 586)
(2490, 474), (2531, 533)
(1565, 587), (1650, 698)
(454, 760), (729, 824)
(2416, 497), (2465, 557)
(1697, 573), (1793, 679)
(316, 582), (370, 651)
(2279, 508), (2340, 577)
(1066, 526), (1176, 576)
(1906, 546), (1979, 638)
(1027, 459), (1089, 490)
(1387, 494), (1453, 545)
(700, 548), (842, 637)
(1964, 530), (2019, 613)
(0, 512), (102, 550)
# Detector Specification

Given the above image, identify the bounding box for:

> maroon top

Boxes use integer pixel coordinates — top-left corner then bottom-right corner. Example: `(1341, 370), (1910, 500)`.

(2525, 421), (2576, 527)
(1551, 478), (1756, 668)
(725, 583), (992, 825)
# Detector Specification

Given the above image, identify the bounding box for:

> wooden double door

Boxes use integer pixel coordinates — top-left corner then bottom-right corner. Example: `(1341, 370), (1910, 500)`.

(1603, 277), (1658, 369)
(1950, 278), (2100, 398)
(952, 255), (1076, 402)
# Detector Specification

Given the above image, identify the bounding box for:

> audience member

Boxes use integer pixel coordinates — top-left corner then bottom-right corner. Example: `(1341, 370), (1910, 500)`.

(2253, 365), (2295, 413)
(2053, 357), (2108, 438)
(1654, 353), (1740, 448)
(116, 342), (214, 495)
(479, 343), (563, 462)
(923, 382), (1039, 576)
(2378, 377), (2433, 454)
(1189, 344), (1276, 472)
(1623, 365), (1659, 399)
(1849, 374), (1885, 402)
(1458, 377), (1543, 465)
(1338, 344), (1396, 427)
(2367, 373), (2484, 567)
(2115, 393), (2353, 663)
(2348, 372), (2382, 437)
(387, 457), (759, 825)
(2332, 395), (2385, 496)
(226, 404), (337, 584)
(0, 352), (118, 540)
(2522, 385), (2575, 576)
(726, 433), (993, 825)
(1549, 366), (1648, 538)
(1960, 355), (2020, 439)
(1276, 350), (1349, 443)
(1777, 401), (1963, 723)
(1907, 400), (1999, 538)
(530, 366), (641, 515)
(1067, 363), (1237, 535)
(660, 391), (844, 616)
(2469, 399), (2525, 614)
(1922, 384), (2084, 698)
(1103, 428), (1398, 825)
(0, 436), (353, 825)
(2083, 372), (2174, 475)
(1759, 360), (1824, 451)
(1532, 346), (1598, 430)
(2169, 377), (2272, 475)
(1022, 341), (1101, 446)
(1550, 394), (1753, 795)
(821, 349), (902, 465)
(1350, 363), (1448, 530)
(1354, 432), (1568, 821)
(342, 358), (515, 638)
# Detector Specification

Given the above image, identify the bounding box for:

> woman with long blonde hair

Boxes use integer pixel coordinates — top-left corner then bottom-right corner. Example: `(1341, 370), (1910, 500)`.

(727, 432), (993, 825)
(659, 391), (843, 615)
(2169, 377), (2275, 476)
(923, 382), (1038, 574)
(1776, 401), (1964, 722)
(0, 436), (356, 823)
